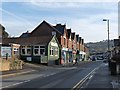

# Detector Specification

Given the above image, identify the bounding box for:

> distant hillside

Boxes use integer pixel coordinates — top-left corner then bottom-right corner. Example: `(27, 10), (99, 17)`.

(85, 40), (114, 55)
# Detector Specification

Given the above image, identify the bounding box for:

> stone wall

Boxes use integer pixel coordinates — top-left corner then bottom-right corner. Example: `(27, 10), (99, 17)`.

(0, 59), (23, 71)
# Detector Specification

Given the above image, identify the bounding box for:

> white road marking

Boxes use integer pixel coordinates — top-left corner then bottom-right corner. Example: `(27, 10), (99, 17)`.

(43, 73), (57, 77)
(2, 72), (57, 89)
(2, 80), (31, 88)
(1, 70), (36, 78)
(57, 67), (77, 69)
(72, 64), (102, 89)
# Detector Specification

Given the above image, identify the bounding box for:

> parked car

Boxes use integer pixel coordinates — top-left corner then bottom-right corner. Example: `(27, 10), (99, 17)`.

(96, 56), (104, 60)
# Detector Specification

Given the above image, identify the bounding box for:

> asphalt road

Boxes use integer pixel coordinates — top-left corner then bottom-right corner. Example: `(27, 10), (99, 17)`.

(2, 61), (103, 89)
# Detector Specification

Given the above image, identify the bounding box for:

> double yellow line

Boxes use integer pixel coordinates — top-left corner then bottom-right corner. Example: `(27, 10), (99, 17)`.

(71, 66), (100, 90)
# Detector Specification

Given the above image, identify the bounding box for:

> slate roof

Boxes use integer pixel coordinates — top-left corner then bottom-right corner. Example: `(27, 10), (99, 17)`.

(71, 32), (75, 40)
(81, 39), (84, 44)
(3, 38), (18, 44)
(53, 24), (66, 35)
(79, 37), (82, 43)
(67, 29), (71, 39)
(20, 32), (30, 38)
(76, 34), (79, 42)
(3, 36), (53, 46)
(19, 36), (53, 45)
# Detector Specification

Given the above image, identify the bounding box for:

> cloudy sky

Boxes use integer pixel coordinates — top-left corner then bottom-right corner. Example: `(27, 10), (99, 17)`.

(0, 0), (119, 43)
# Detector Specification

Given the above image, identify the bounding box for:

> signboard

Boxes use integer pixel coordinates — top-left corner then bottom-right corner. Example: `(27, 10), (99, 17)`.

(27, 57), (32, 61)
(41, 55), (47, 63)
(1, 46), (12, 58)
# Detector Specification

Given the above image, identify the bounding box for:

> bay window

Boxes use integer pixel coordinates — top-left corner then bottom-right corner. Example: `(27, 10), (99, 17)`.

(50, 47), (54, 56)
(54, 48), (58, 56)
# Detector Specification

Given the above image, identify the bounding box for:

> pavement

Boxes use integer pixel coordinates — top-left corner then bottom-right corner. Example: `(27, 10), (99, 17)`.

(82, 63), (120, 89)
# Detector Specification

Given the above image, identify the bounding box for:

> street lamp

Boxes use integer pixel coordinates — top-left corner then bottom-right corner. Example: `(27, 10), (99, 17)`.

(103, 19), (110, 65)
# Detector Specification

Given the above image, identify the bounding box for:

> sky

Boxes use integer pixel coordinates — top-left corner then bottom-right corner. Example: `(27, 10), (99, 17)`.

(0, 0), (119, 43)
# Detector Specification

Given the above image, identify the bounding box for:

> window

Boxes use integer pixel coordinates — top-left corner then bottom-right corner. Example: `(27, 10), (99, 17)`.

(21, 48), (25, 55)
(13, 48), (19, 55)
(54, 48), (58, 56)
(34, 46), (39, 55)
(40, 46), (45, 55)
(50, 47), (54, 56)
(33, 46), (45, 55)
(21, 46), (31, 55)
(26, 46), (31, 55)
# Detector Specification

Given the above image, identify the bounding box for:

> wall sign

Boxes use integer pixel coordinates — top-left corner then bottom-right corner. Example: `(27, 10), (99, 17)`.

(1, 46), (12, 58)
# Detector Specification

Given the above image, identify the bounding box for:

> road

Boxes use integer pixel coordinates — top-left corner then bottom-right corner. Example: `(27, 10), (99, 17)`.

(2, 61), (103, 89)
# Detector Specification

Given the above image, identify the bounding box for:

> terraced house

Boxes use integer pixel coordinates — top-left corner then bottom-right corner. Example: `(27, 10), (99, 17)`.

(2, 20), (88, 65)
(53, 24), (69, 65)
(67, 29), (73, 63)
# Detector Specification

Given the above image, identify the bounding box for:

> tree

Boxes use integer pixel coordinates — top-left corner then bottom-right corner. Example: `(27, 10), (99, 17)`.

(0, 24), (9, 38)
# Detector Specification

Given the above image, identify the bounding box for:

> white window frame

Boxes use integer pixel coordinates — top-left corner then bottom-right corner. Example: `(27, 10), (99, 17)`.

(40, 46), (45, 55)
(33, 46), (39, 55)
(21, 46), (31, 55)
(54, 48), (58, 56)
(50, 47), (54, 56)
(13, 48), (19, 55)
(33, 45), (45, 56)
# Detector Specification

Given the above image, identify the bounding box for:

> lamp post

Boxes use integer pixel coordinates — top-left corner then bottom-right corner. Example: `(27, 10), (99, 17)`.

(103, 19), (110, 66)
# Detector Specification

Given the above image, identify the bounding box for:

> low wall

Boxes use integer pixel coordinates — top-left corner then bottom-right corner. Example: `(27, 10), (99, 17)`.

(0, 60), (10, 71)
(0, 59), (23, 71)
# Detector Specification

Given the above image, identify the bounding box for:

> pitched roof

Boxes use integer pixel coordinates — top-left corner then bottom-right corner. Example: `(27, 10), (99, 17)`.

(20, 32), (30, 38)
(71, 32), (75, 40)
(81, 39), (84, 45)
(19, 36), (53, 45)
(3, 38), (19, 44)
(3, 36), (53, 45)
(76, 34), (79, 42)
(30, 20), (62, 36)
(79, 37), (82, 43)
(67, 29), (71, 39)
(53, 24), (66, 35)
